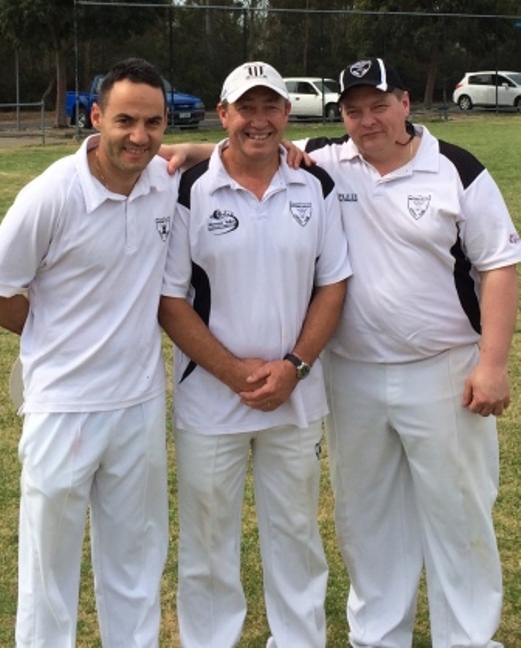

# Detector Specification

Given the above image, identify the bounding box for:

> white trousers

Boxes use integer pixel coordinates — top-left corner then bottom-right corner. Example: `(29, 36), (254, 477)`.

(324, 345), (503, 648)
(16, 395), (169, 648)
(174, 421), (328, 648)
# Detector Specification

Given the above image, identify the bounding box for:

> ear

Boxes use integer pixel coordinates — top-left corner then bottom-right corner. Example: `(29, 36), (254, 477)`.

(216, 102), (228, 129)
(402, 91), (411, 116)
(90, 102), (102, 130)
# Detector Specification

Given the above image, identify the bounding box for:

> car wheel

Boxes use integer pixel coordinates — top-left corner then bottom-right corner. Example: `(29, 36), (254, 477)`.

(71, 106), (91, 129)
(515, 97), (521, 111)
(457, 95), (473, 111)
(324, 103), (339, 120)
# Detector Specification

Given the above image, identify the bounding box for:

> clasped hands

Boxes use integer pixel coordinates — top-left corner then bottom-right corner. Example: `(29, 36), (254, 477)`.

(227, 357), (298, 412)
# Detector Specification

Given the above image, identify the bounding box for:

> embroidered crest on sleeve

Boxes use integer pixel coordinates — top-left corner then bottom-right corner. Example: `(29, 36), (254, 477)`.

(290, 202), (312, 227)
(407, 195), (431, 220)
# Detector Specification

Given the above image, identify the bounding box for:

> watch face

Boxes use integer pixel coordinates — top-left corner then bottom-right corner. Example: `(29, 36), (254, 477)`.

(297, 362), (311, 379)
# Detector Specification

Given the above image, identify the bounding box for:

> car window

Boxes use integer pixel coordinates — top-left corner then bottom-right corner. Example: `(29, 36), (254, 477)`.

(495, 75), (513, 87)
(285, 81), (298, 93)
(297, 82), (317, 95)
(319, 79), (339, 94)
(507, 73), (521, 86)
(469, 74), (493, 85)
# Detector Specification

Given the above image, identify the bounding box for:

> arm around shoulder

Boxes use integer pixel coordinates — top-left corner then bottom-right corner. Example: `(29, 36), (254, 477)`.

(0, 294), (29, 335)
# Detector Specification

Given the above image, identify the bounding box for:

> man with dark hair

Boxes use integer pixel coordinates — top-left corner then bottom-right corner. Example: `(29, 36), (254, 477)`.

(297, 57), (521, 648)
(0, 57), (177, 647)
(97, 57), (167, 110)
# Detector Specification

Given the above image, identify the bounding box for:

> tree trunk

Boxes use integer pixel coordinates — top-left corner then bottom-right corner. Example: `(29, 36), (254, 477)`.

(53, 38), (69, 128)
(423, 34), (439, 109)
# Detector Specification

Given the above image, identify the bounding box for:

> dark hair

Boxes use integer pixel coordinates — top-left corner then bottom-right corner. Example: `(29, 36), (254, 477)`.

(98, 57), (167, 111)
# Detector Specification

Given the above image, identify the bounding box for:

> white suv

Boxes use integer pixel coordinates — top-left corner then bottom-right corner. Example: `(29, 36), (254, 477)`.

(284, 77), (340, 120)
(453, 71), (521, 110)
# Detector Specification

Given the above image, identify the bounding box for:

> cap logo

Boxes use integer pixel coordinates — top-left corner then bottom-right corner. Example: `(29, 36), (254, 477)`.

(349, 60), (372, 78)
(245, 64), (267, 79)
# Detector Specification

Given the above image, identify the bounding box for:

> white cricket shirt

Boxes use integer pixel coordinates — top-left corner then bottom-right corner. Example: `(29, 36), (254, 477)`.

(162, 141), (351, 434)
(0, 135), (179, 412)
(301, 125), (521, 362)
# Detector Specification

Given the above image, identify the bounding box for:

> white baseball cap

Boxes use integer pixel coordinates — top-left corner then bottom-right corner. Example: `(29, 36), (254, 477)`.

(220, 61), (289, 103)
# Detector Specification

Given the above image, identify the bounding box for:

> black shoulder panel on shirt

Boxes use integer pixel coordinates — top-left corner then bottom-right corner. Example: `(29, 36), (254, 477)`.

(178, 158), (210, 209)
(438, 140), (485, 190)
(299, 161), (335, 199)
(305, 134), (350, 154)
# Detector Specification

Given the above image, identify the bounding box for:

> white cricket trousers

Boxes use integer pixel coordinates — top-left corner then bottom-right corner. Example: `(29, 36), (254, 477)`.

(323, 345), (503, 648)
(174, 421), (328, 648)
(16, 395), (169, 648)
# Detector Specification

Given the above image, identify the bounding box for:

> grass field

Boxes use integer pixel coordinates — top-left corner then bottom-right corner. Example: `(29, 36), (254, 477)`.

(0, 113), (520, 646)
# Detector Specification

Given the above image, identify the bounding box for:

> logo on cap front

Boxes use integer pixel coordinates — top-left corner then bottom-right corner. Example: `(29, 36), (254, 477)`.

(349, 60), (372, 78)
(245, 64), (267, 79)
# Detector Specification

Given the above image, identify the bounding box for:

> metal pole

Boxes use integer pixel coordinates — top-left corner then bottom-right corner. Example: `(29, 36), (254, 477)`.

(15, 50), (20, 131)
(41, 101), (46, 145)
(74, 0), (81, 140)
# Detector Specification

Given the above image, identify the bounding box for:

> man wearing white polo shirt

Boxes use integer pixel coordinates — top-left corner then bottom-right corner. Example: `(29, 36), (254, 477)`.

(159, 61), (350, 648)
(299, 57), (521, 648)
(0, 58), (179, 647)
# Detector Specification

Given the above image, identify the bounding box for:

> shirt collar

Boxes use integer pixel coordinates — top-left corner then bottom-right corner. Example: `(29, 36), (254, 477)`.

(342, 123), (439, 174)
(76, 134), (170, 213)
(206, 138), (308, 194)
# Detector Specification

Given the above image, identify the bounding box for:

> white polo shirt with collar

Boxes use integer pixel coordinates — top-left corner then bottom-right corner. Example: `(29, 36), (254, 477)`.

(301, 124), (521, 363)
(162, 140), (351, 435)
(0, 134), (179, 412)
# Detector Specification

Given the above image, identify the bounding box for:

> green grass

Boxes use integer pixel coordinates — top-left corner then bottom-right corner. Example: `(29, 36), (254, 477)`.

(1, 114), (521, 646)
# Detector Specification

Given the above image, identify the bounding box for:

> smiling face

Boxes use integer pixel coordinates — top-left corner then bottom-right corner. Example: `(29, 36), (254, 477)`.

(340, 85), (410, 164)
(217, 86), (290, 165)
(91, 79), (167, 187)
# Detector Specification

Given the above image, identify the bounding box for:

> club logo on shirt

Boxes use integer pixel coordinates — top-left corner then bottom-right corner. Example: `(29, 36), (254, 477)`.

(155, 216), (171, 241)
(208, 209), (239, 235)
(407, 194), (431, 220)
(290, 202), (312, 227)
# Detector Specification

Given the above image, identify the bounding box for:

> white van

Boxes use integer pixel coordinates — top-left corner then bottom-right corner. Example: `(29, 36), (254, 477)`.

(284, 77), (340, 120)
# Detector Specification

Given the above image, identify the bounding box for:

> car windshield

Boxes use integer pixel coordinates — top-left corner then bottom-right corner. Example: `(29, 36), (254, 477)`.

(316, 79), (339, 94)
(162, 78), (178, 93)
(507, 73), (521, 85)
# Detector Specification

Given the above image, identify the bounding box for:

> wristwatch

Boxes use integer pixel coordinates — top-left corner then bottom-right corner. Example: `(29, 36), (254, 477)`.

(284, 353), (311, 380)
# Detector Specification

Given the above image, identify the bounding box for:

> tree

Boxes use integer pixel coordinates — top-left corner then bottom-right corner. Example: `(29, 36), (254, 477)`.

(0, 0), (168, 127)
(348, 0), (521, 107)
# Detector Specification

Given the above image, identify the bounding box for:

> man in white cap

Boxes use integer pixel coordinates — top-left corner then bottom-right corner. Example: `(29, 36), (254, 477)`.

(159, 61), (351, 648)
(296, 57), (521, 648)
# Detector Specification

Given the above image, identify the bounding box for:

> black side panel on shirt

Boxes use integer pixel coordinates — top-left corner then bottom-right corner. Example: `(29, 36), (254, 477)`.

(180, 262), (212, 383)
(299, 161), (336, 199)
(178, 158), (210, 209)
(440, 140), (484, 334)
(304, 134), (350, 155)
(178, 158), (211, 383)
(450, 235), (481, 334)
